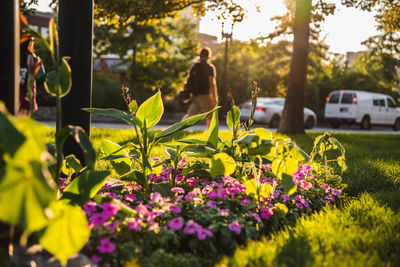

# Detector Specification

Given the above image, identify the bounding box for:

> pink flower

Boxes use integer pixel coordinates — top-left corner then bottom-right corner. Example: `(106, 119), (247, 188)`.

(321, 184), (330, 193)
(228, 221), (242, 234)
(217, 188), (229, 199)
(260, 207), (274, 220)
(241, 199), (251, 206)
(218, 208), (230, 216)
(148, 222), (159, 232)
(281, 194), (290, 202)
(90, 213), (108, 226)
(150, 192), (163, 204)
(168, 217), (184, 231)
(296, 203), (304, 209)
(91, 254), (102, 264)
(294, 194), (302, 202)
(97, 238), (115, 254)
(248, 211), (262, 224)
(101, 202), (121, 218)
(331, 189), (341, 195)
(169, 205), (182, 213)
(105, 220), (120, 232)
(175, 173), (185, 182)
(206, 190), (218, 199)
(327, 195), (335, 202)
(171, 187), (185, 194)
(102, 192), (119, 199)
(261, 164), (272, 170)
(149, 173), (160, 183)
(124, 194), (136, 202)
(273, 190), (280, 199)
(186, 177), (199, 187)
(197, 227), (213, 240)
(83, 201), (97, 216)
(126, 183), (141, 192)
(178, 156), (187, 169)
(183, 220), (199, 234)
(153, 157), (160, 161)
(184, 188), (201, 201)
(300, 180), (313, 190)
(127, 218), (142, 231)
(206, 200), (217, 207)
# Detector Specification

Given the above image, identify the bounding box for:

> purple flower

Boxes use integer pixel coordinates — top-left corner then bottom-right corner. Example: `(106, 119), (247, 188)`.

(248, 211), (262, 224)
(175, 173), (185, 182)
(105, 220), (120, 232)
(281, 194), (290, 202)
(241, 198), (251, 206)
(168, 217), (184, 231)
(101, 202), (121, 218)
(186, 177), (199, 187)
(301, 199), (310, 208)
(150, 192), (163, 204)
(127, 218), (142, 231)
(183, 220), (199, 234)
(327, 195), (335, 202)
(331, 189), (341, 195)
(296, 203), (304, 209)
(169, 205), (182, 213)
(90, 213), (108, 226)
(83, 201), (97, 216)
(91, 254), (102, 264)
(260, 207), (274, 220)
(171, 187), (185, 194)
(228, 221), (242, 234)
(153, 157), (160, 161)
(218, 208), (230, 216)
(294, 194), (303, 202)
(207, 190), (218, 199)
(149, 173), (160, 183)
(124, 194), (136, 202)
(197, 227), (213, 240)
(321, 184), (330, 193)
(206, 200), (217, 207)
(97, 238), (115, 254)
(102, 192), (119, 199)
(178, 156), (187, 169)
(273, 190), (280, 199)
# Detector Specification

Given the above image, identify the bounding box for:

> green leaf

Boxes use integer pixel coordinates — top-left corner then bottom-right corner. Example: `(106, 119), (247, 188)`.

(180, 144), (219, 155)
(227, 105), (240, 131)
(337, 156), (347, 171)
(253, 128), (273, 142)
(44, 70), (57, 96)
(83, 108), (134, 125)
(120, 171), (147, 189)
(48, 18), (57, 60)
(61, 155), (82, 177)
(61, 170), (109, 206)
(207, 107), (219, 147)
(282, 173), (297, 196)
(101, 140), (131, 175)
(68, 126), (96, 169)
(248, 143), (274, 156)
(128, 100), (138, 114)
(210, 152), (236, 178)
(153, 107), (218, 144)
(0, 161), (56, 232)
(179, 139), (209, 146)
(234, 133), (258, 148)
(57, 57), (72, 98)
(245, 179), (257, 196)
(289, 142), (310, 162)
(259, 184), (273, 198)
(136, 90), (164, 129)
(39, 201), (90, 265)
(0, 112), (26, 156)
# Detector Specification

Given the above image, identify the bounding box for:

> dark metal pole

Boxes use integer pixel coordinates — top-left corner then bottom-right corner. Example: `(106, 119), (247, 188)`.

(0, 0), (20, 115)
(59, 0), (93, 164)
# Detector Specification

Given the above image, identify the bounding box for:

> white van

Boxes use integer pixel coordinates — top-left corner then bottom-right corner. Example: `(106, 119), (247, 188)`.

(324, 90), (400, 130)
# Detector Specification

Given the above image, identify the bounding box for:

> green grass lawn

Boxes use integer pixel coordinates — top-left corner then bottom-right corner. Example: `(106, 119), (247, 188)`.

(86, 128), (400, 266)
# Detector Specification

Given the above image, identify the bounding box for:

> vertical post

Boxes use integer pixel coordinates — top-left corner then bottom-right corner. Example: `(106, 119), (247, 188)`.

(0, 0), (20, 115)
(59, 0), (93, 164)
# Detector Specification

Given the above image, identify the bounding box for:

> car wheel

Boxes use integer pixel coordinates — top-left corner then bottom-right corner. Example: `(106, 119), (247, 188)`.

(360, 116), (371, 130)
(393, 118), (400, 131)
(330, 121), (340, 128)
(305, 116), (315, 129)
(270, 115), (280, 128)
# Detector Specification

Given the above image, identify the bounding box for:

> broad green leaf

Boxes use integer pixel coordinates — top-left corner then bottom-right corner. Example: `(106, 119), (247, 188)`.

(253, 128), (273, 142)
(180, 144), (219, 155)
(101, 140), (131, 175)
(61, 155), (82, 177)
(275, 203), (288, 215)
(244, 201), (258, 210)
(57, 57), (71, 98)
(0, 112), (26, 156)
(61, 170), (110, 206)
(207, 107), (219, 147)
(120, 171), (147, 189)
(289, 142), (310, 162)
(210, 152), (236, 178)
(245, 179), (258, 196)
(259, 184), (273, 198)
(0, 161), (56, 232)
(337, 156), (347, 171)
(69, 126), (96, 169)
(282, 173), (297, 196)
(83, 108), (134, 125)
(136, 90), (163, 129)
(248, 143), (274, 156)
(330, 137), (345, 153)
(234, 134), (258, 148)
(227, 105), (240, 130)
(39, 201), (90, 265)
(48, 18), (57, 60)
(153, 107), (218, 144)
(179, 139), (209, 146)
(128, 100), (138, 114)
(44, 70), (57, 96)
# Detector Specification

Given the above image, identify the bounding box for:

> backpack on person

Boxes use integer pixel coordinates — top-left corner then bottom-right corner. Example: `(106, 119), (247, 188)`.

(185, 62), (209, 95)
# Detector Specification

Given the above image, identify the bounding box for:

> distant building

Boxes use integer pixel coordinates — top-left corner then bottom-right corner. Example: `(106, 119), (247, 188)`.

(198, 33), (218, 56)
(26, 11), (53, 38)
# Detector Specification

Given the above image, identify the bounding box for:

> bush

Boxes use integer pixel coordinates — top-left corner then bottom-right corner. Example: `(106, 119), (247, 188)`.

(92, 73), (125, 110)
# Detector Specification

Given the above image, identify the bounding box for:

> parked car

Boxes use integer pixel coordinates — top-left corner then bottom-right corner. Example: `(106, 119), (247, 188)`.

(239, 97), (317, 129)
(324, 90), (400, 130)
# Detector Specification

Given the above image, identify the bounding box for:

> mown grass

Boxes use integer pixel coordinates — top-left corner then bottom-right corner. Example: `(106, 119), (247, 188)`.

(64, 127), (400, 266)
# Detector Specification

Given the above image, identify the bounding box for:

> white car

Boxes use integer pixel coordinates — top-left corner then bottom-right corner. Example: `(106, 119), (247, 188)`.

(324, 90), (400, 130)
(239, 97), (317, 129)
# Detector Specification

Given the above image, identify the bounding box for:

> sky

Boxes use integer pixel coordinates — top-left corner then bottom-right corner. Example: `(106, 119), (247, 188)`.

(36, 0), (379, 54)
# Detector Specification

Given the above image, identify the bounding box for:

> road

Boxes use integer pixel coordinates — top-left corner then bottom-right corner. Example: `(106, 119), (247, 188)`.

(40, 121), (400, 134)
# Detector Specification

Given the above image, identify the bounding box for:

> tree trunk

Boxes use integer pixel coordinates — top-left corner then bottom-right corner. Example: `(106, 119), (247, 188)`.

(277, 0), (312, 134)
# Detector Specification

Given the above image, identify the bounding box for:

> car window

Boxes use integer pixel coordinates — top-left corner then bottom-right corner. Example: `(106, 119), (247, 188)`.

(387, 98), (396, 108)
(329, 93), (340, 103)
(373, 99), (379, 106)
(379, 99), (386, 107)
(341, 93), (353, 104)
